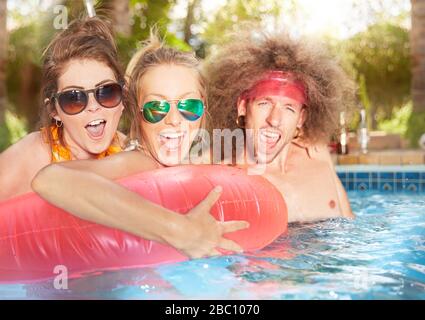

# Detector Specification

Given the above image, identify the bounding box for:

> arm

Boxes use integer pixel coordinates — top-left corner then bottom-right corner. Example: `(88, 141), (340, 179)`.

(31, 152), (249, 258)
(0, 132), (51, 201)
(308, 143), (355, 219)
(333, 173), (355, 219)
(47, 149), (160, 180)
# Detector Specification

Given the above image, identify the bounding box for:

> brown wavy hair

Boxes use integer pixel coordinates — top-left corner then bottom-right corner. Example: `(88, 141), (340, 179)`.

(205, 30), (356, 144)
(40, 16), (125, 150)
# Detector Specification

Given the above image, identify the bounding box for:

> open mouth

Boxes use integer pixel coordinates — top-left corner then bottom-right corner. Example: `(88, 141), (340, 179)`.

(85, 119), (107, 139)
(259, 129), (281, 151)
(159, 131), (186, 151)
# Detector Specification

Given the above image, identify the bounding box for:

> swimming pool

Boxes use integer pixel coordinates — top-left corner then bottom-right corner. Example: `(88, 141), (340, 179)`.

(1, 188), (423, 300)
(0, 191), (425, 299)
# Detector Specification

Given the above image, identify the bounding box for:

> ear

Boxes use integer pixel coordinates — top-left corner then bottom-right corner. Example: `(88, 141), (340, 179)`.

(46, 98), (61, 121)
(297, 107), (307, 128)
(236, 97), (247, 117)
(49, 110), (61, 122)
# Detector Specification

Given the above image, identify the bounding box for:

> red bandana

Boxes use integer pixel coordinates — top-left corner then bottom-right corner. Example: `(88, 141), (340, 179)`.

(240, 71), (306, 105)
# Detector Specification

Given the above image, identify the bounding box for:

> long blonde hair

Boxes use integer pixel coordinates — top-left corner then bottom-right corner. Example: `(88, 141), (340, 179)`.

(126, 32), (208, 153)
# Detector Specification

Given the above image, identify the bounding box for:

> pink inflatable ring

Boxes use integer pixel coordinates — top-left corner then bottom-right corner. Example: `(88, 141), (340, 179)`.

(0, 165), (287, 283)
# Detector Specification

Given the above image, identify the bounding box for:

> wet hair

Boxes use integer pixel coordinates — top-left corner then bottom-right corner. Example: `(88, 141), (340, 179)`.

(125, 31), (208, 152)
(205, 30), (356, 144)
(40, 16), (125, 149)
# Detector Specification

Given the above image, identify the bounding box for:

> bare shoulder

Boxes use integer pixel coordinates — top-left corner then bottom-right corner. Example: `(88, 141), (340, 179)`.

(107, 150), (159, 171)
(53, 150), (160, 181)
(287, 141), (335, 169)
(286, 142), (322, 171)
(306, 142), (334, 163)
(0, 132), (51, 200)
(0, 131), (51, 168)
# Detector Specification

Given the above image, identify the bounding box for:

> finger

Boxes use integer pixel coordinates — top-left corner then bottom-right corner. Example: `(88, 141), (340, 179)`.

(221, 220), (250, 233)
(219, 238), (243, 253)
(196, 186), (223, 212)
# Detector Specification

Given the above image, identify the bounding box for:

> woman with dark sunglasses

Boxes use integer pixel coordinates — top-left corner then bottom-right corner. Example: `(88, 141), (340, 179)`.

(0, 17), (126, 201)
(31, 33), (249, 259)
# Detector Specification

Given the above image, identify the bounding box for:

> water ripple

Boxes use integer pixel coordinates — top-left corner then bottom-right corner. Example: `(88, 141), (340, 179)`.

(1, 192), (424, 299)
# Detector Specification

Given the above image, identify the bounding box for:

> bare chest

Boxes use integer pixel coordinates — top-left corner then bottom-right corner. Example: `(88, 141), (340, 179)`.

(264, 162), (342, 223)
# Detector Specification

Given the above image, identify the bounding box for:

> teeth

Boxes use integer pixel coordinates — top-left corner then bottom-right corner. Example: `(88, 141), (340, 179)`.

(261, 131), (280, 139)
(87, 119), (105, 127)
(160, 132), (185, 139)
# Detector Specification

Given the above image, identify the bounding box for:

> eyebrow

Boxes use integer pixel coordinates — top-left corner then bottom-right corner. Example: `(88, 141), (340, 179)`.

(258, 96), (299, 106)
(95, 79), (116, 87)
(145, 91), (199, 100)
(60, 79), (116, 92)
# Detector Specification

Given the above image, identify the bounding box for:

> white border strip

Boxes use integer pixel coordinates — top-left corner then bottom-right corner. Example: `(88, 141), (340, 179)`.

(336, 165), (425, 172)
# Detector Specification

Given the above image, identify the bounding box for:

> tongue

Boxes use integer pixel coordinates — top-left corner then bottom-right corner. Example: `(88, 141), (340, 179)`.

(86, 123), (105, 138)
(161, 137), (181, 150)
(265, 136), (277, 144)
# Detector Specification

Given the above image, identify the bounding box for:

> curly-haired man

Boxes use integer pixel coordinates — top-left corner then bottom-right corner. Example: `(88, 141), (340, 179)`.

(205, 31), (355, 222)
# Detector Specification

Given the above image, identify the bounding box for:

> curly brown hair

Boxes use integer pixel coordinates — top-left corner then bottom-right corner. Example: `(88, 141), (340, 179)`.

(204, 30), (356, 144)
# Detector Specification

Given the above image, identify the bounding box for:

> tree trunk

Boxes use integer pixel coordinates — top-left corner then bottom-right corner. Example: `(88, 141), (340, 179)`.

(0, 0), (7, 127)
(109, 0), (131, 36)
(184, 0), (200, 45)
(411, 0), (425, 112)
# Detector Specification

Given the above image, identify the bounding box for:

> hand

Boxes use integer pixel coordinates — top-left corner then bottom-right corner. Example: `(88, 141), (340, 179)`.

(168, 186), (250, 259)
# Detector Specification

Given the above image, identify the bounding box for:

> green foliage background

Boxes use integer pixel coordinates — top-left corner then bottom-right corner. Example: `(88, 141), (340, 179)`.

(0, 0), (419, 151)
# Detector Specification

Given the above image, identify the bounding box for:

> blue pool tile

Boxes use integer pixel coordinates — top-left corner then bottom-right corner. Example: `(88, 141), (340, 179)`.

(380, 182), (394, 192)
(337, 172), (346, 180)
(356, 172), (369, 180)
(396, 182), (405, 192)
(355, 180), (369, 185)
(405, 172), (420, 180)
(356, 182), (369, 192)
(340, 168), (425, 193)
(405, 183), (419, 193)
(380, 172), (394, 180)
(396, 172), (404, 180)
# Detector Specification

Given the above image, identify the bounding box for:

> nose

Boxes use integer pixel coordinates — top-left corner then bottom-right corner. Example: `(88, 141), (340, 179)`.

(85, 92), (101, 113)
(164, 102), (181, 126)
(266, 104), (281, 127)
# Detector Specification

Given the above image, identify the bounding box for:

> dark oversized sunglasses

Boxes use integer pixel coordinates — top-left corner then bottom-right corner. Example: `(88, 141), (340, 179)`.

(141, 99), (205, 124)
(51, 82), (124, 115)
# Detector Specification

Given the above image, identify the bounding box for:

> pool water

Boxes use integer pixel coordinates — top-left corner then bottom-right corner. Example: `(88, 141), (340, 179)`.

(1, 191), (424, 300)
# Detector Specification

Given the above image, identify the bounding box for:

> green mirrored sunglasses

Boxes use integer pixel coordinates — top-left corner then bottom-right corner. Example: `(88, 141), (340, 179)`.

(141, 99), (204, 124)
